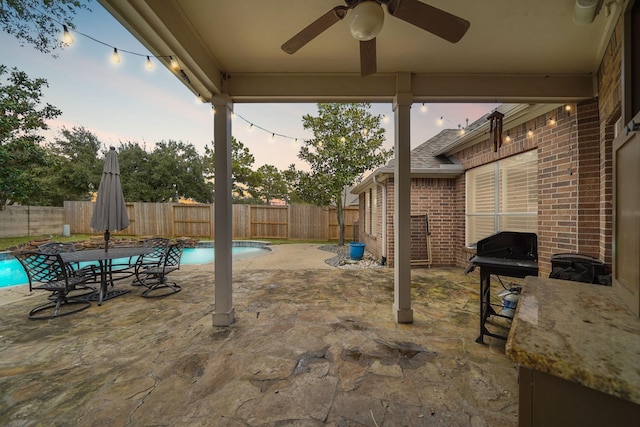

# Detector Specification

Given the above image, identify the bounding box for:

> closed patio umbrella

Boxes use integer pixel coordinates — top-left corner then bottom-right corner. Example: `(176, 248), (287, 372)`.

(90, 147), (130, 252)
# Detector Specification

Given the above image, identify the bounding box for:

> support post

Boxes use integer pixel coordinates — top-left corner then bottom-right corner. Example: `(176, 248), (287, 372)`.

(212, 94), (235, 326)
(393, 88), (414, 323)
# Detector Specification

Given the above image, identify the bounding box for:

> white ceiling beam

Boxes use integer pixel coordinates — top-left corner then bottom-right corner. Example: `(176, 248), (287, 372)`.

(225, 73), (596, 103)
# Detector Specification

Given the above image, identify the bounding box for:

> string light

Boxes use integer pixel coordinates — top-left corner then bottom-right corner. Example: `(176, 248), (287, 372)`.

(548, 117), (556, 126)
(55, 18), (189, 78)
(53, 17), (481, 144)
(62, 24), (74, 45)
(231, 111), (307, 143)
(527, 129), (534, 138)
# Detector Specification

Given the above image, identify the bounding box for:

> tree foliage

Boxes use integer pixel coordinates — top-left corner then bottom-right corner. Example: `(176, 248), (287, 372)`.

(119, 140), (213, 203)
(0, 0), (88, 55)
(203, 137), (262, 202)
(37, 126), (102, 205)
(0, 65), (61, 208)
(251, 164), (289, 205)
(294, 103), (393, 245)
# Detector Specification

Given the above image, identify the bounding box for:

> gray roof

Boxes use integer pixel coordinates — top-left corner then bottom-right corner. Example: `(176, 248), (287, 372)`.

(352, 112), (493, 194)
(385, 129), (461, 170)
(384, 112), (491, 170)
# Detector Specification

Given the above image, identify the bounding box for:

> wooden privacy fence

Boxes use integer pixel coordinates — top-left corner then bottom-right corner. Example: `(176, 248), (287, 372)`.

(62, 202), (358, 241)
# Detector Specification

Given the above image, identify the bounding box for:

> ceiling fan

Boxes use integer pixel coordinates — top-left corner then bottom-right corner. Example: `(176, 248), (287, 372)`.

(281, 0), (470, 77)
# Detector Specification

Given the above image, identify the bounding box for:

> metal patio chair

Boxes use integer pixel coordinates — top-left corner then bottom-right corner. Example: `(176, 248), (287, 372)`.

(14, 251), (92, 319)
(137, 242), (184, 298)
(132, 237), (171, 286)
(37, 242), (98, 296)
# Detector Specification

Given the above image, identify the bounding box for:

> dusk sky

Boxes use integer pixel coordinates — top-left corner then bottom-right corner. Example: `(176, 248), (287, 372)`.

(3, 1), (500, 171)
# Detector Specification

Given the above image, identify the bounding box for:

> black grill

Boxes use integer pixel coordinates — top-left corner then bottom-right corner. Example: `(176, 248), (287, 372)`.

(466, 231), (539, 344)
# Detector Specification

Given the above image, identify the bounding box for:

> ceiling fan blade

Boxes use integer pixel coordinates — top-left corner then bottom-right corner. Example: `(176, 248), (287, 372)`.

(387, 0), (470, 43)
(281, 6), (349, 54)
(360, 39), (377, 76)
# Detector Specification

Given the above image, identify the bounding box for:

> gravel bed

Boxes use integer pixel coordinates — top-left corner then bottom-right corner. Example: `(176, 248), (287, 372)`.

(318, 244), (385, 269)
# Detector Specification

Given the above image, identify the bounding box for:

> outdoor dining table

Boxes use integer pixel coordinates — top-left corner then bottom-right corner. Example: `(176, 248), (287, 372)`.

(61, 247), (153, 306)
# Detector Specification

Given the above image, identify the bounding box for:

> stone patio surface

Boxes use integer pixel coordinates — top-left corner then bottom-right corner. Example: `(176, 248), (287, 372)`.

(0, 244), (517, 426)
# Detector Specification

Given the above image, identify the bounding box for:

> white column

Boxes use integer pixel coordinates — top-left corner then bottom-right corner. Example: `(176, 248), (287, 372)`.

(393, 90), (414, 323)
(212, 95), (235, 326)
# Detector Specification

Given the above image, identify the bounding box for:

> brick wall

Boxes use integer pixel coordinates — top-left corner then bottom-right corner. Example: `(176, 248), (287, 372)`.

(377, 176), (460, 267)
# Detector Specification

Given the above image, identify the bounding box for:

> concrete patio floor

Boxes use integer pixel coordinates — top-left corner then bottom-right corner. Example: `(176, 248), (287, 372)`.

(0, 244), (517, 426)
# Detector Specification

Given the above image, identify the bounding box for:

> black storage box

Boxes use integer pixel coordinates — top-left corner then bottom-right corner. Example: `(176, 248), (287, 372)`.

(549, 253), (607, 285)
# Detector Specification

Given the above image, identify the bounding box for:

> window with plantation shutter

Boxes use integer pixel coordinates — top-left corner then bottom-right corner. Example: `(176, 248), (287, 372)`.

(466, 150), (537, 245)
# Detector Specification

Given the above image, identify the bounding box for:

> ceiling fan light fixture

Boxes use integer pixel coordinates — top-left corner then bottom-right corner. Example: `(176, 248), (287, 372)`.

(349, 1), (385, 41)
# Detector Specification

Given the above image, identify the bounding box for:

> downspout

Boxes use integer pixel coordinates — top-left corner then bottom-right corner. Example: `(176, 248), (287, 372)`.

(372, 171), (387, 265)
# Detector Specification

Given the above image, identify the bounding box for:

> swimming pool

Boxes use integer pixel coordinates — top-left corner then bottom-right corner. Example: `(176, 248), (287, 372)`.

(0, 242), (270, 289)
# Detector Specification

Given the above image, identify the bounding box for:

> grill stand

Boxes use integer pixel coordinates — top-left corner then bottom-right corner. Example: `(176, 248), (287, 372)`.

(474, 261), (538, 344)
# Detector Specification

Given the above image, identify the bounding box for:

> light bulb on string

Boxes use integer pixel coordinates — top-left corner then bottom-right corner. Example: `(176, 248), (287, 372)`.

(382, 114), (389, 123)
(169, 56), (179, 70)
(340, 136), (346, 143)
(270, 133), (276, 142)
(527, 129), (534, 138)
(146, 56), (154, 70)
(211, 106), (216, 115)
(111, 48), (121, 64)
(437, 116), (444, 126)
(248, 123), (254, 131)
(62, 25), (74, 45)
(549, 117), (556, 126)
(420, 103), (427, 113)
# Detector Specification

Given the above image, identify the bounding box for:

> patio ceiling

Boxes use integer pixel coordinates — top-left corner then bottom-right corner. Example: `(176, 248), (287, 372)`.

(98, 0), (620, 104)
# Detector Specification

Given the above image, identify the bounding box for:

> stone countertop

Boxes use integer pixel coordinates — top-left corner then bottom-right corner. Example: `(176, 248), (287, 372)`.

(506, 276), (640, 405)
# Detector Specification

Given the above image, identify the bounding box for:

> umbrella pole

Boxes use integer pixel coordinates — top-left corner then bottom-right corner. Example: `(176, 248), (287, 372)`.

(104, 230), (110, 253)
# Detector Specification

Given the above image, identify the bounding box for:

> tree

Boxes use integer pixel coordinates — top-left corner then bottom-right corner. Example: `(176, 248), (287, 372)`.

(0, 66), (62, 208)
(0, 0), (88, 55)
(296, 103), (393, 245)
(37, 126), (103, 205)
(204, 137), (260, 202)
(251, 164), (289, 205)
(117, 141), (155, 202)
(122, 140), (212, 203)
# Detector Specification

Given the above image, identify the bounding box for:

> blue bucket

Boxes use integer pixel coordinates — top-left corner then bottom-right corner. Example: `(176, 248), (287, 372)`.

(349, 242), (365, 260)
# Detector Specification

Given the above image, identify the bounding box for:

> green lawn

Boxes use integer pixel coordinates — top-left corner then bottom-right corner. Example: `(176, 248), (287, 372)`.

(0, 235), (334, 251)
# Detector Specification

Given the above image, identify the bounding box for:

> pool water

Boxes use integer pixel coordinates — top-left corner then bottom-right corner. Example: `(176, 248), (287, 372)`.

(0, 246), (268, 289)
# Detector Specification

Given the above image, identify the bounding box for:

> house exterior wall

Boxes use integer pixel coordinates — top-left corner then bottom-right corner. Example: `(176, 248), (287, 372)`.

(358, 15), (622, 275)
(596, 17), (623, 270)
(358, 175), (462, 267)
(358, 187), (383, 262)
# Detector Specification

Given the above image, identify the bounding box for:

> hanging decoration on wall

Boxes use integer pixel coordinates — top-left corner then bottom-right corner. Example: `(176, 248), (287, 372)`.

(487, 110), (505, 152)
